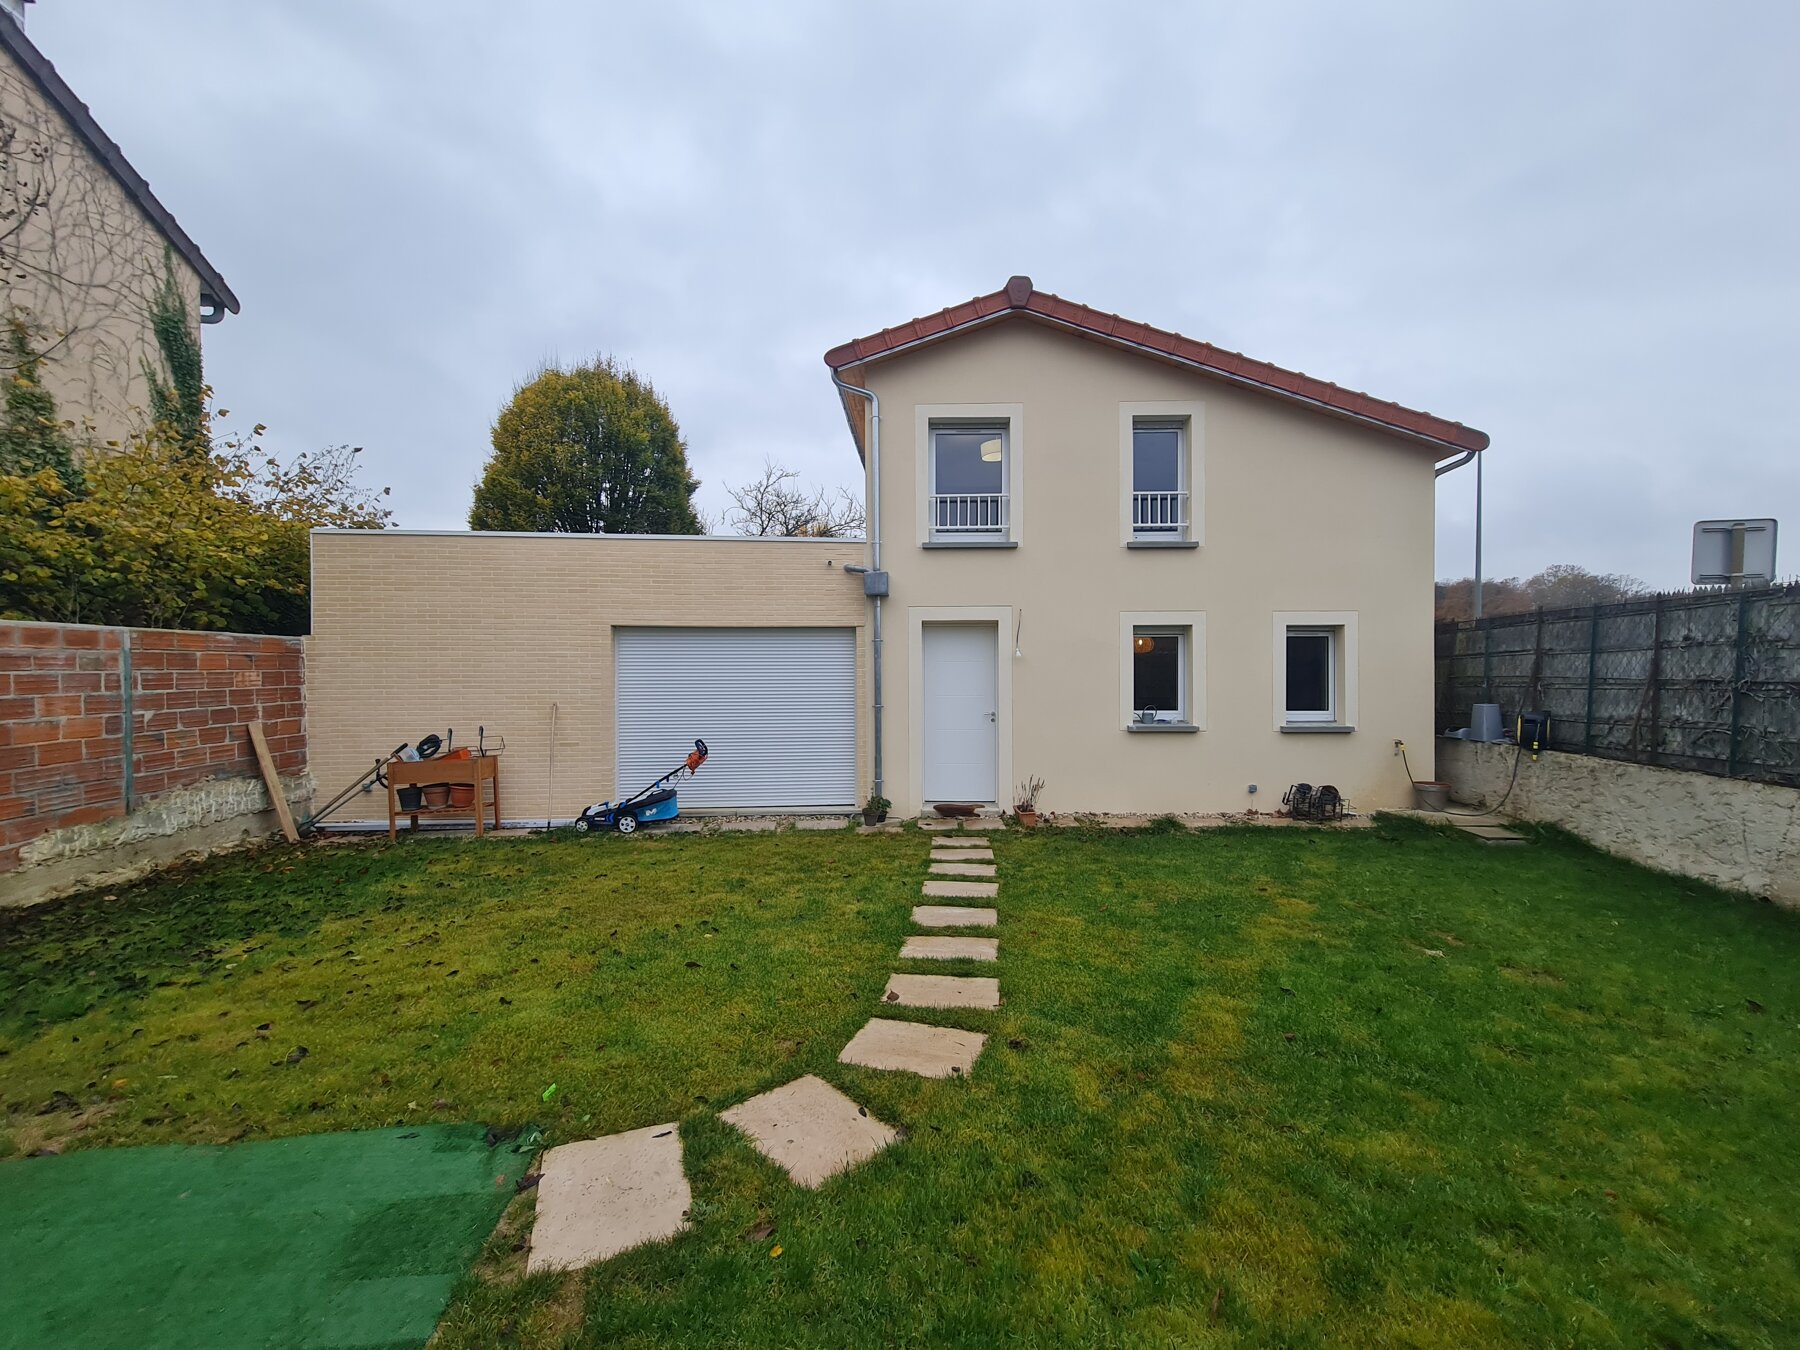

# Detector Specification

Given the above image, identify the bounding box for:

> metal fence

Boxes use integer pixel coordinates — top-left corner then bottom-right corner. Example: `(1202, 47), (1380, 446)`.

(1435, 584), (1800, 788)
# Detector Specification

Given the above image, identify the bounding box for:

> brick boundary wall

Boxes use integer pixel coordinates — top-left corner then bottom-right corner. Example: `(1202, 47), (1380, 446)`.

(0, 622), (306, 895)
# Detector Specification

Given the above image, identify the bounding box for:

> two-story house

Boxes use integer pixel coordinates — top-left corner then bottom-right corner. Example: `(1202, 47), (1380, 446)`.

(306, 278), (1485, 825)
(824, 276), (1487, 817)
(1, 4), (237, 454)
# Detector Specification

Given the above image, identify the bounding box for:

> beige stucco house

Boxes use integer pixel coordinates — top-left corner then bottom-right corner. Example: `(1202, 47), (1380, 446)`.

(308, 277), (1485, 825)
(823, 276), (1487, 818)
(1, 5), (237, 453)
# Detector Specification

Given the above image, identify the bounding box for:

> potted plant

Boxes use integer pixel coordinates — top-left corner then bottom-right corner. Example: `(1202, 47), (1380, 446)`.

(861, 793), (891, 827)
(1014, 776), (1045, 828)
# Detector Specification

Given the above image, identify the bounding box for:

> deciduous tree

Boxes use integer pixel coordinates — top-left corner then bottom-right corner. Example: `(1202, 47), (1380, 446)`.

(469, 358), (701, 535)
(717, 457), (864, 537)
(1436, 564), (1648, 622)
(0, 426), (389, 634)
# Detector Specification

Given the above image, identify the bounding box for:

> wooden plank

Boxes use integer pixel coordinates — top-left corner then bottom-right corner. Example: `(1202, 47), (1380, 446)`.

(246, 721), (299, 843)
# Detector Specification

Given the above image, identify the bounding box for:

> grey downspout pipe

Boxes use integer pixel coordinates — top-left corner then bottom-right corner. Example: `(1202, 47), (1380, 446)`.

(832, 369), (883, 801)
(1435, 448), (1483, 621)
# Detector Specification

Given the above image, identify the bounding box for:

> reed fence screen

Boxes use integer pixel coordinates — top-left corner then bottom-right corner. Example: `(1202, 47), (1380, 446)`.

(1434, 585), (1800, 788)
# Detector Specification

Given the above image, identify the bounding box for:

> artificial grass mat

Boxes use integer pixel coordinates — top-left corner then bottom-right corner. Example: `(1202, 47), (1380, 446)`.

(0, 1124), (529, 1350)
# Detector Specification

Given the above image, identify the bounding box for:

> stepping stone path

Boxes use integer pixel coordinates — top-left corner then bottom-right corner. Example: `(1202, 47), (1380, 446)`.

(528, 1124), (691, 1274)
(840, 818), (1013, 1082)
(883, 973), (1001, 1009)
(522, 818), (1013, 1270)
(930, 861), (998, 878)
(840, 1018), (987, 1077)
(901, 934), (998, 961)
(922, 879), (999, 899)
(720, 1074), (898, 1188)
(913, 904), (997, 928)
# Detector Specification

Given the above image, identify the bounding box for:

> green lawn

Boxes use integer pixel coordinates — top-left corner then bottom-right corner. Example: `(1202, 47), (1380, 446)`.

(2, 819), (1797, 1347)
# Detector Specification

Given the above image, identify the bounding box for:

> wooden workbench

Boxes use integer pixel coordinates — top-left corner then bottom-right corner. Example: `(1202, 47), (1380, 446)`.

(385, 755), (502, 840)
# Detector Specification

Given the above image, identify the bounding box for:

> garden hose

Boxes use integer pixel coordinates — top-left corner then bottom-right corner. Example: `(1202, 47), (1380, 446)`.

(1399, 740), (1525, 817)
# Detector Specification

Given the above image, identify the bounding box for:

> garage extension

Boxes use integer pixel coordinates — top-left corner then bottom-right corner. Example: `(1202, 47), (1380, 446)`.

(306, 530), (870, 825)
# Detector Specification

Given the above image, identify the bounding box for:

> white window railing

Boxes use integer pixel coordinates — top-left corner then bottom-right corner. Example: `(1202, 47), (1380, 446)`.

(931, 493), (1009, 536)
(1132, 490), (1189, 536)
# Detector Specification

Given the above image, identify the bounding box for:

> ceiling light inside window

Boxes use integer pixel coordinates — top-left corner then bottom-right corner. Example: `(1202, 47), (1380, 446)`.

(979, 438), (1002, 462)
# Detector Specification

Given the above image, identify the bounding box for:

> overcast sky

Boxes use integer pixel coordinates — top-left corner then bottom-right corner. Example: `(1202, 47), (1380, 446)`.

(31, 0), (1800, 588)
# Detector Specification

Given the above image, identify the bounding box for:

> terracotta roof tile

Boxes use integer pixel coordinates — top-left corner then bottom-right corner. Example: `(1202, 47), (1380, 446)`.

(824, 276), (1487, 454)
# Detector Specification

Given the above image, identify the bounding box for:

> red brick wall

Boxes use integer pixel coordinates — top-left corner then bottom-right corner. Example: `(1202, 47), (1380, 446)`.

(0, 623), (305, 875)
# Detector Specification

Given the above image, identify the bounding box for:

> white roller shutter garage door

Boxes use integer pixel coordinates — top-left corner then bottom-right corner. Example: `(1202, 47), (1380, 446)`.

(615, 628), (857, 810)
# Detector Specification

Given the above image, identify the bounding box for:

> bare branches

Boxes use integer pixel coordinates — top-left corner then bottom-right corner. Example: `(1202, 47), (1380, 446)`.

(1436, 564), (1649, 622)
(1, 60), (187, 446)
(718, 457), (865, 538)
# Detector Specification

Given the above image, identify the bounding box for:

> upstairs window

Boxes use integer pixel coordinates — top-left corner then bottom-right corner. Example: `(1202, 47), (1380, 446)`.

(1131, 420), (1187, 539)
(929, 425), (1009, 540)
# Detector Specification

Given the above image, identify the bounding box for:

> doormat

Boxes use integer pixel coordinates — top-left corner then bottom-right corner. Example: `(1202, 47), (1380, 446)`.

(0, 1124), (531, 1350)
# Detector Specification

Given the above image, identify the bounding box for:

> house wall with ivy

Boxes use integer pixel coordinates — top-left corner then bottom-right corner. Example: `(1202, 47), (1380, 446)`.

(1, 38), (206, 456)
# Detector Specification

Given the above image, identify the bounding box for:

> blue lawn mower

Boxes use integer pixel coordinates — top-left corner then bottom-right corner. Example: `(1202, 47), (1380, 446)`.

(573, 739), (709, 835)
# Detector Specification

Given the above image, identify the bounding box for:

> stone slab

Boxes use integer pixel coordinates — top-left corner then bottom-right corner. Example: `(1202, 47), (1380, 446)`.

(720, 1074), (897, 1188)
(918, 819), (958, 832)
(1461, 823), (1525, 840)
(912, 904), (997, 928)
(839, 1017), (988, 1078)
(930, 847), (994, 862)
(922, 879), (998, 899)
(883, 973), (1001, 1010)
(899, 934), (998, 961)
(929, 861), (997, 878)
(528, 1123), (690, 1273)
(795, 816), (849, 831)
(932, 836), (991, 847)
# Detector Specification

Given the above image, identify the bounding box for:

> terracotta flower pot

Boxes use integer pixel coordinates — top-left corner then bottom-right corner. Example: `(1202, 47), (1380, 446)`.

(449, 784), (475, 808)
(1015, 808), (1039, 828)
(422, 784), (451, 809)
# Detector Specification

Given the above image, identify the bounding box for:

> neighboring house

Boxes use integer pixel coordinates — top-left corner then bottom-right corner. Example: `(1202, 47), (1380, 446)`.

(822, 275), (1487, 817)
(0, 3), (237, 453)
(306, 278), (1485, 823)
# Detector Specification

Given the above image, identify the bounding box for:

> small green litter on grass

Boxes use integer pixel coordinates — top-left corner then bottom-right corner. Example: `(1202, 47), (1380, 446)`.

(0, 1124), (529, 1350)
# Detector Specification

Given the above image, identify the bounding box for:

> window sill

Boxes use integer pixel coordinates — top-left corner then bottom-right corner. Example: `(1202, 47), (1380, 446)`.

(1126, 721), (1200, 734)
(1279, 723), (1354, 734)
(923, 539), (1017, 549)
(1127, 538), (1199, 550)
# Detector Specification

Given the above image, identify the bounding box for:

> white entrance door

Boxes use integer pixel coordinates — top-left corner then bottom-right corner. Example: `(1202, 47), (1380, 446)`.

(921, 623), (998, 802)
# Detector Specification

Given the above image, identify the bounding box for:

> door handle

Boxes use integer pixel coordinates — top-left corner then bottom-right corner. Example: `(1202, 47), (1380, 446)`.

(987, 711), (996, 722)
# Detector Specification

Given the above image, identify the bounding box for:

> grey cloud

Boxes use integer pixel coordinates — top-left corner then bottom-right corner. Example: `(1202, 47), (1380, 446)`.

(33, 0), (1799, 585)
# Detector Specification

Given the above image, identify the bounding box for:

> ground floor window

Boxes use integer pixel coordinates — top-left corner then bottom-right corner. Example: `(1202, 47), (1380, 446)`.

(1120, 612), (1205, 730)
(1132, 629), (1186, 722)
(1284, 627), (1337, 722)
(1273, 612), (1356, 731)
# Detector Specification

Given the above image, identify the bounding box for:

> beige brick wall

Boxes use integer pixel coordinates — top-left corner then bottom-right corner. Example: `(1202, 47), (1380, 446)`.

(306, 532), (870, 823)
